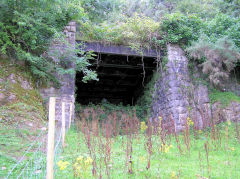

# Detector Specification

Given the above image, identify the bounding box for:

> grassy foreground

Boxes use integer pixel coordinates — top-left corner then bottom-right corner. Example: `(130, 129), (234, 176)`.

(56, 120), (240, 179)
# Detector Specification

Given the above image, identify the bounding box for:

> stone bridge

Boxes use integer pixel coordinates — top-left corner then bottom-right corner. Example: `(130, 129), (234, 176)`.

(40, 21), (239, 132)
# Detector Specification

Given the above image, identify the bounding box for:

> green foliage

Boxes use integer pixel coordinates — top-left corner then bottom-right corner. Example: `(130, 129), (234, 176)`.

(175, 0), (220, 19)
(57, 121), (240, 178)
(203, 14), (240, 48)
(217, 0), (240, 17)
(76, 101), (139, 121)
(209, 89), (240, 107)
(0, 0), (97, 86)
(80, 0), (120, 23)
(187, 36), (240, 89)
(159, 13), (204, 47)
(136, 72), (160, 120)
(78, 13), (160, 50)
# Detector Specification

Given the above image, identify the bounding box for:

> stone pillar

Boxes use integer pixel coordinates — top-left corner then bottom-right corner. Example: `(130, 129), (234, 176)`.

(40, 21), (76, 126)
(152, 44), (210, 132)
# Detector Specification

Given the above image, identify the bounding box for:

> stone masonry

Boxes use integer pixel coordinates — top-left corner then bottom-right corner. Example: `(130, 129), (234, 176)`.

(152, 44), (211, 132)
(40, 21), (76, 127)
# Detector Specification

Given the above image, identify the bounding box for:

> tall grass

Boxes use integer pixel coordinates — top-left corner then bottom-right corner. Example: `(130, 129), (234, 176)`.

(56, 110), (240, 178)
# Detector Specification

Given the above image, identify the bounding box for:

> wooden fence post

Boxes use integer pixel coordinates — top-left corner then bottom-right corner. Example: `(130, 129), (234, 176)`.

(62, 102), (66, 148)
(69, 102), (73, 129)
(46, 97), (56, 179)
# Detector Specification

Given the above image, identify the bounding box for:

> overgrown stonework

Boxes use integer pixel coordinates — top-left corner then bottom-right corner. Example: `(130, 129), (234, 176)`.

(152, 44), (211, 132)
(40, 21), (76, 126)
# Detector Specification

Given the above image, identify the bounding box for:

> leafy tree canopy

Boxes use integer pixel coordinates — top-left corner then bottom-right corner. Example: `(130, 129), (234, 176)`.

(0, 0), (96, 86)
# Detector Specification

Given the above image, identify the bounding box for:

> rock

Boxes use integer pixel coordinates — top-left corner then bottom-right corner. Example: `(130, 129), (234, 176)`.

(70, 26), (76, 32)
(8, 74), (16, 83)
(18, 76), (32, 90)
(41, 127), (47, 131)
(21, 80), (32, 90)
(8, 93), (16, 101)
(212, 101), (240, 124)
(2, 166), (7, 170)
(35, 170), (42, 174)
(0, 93), (5, 101)
(2, 166), (6, 170)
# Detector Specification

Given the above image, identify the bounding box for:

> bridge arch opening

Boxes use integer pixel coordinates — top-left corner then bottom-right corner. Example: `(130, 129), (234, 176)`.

(75, 52), (158, 106)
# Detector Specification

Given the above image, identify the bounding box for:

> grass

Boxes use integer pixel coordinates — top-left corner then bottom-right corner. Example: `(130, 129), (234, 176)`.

(209, 89), (240, 107)
(0, 57), (47, 178)
(56, 121), (240, 178)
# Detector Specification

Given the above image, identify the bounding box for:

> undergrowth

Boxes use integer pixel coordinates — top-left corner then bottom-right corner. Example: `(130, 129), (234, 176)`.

(0, 58), (47, 177)
(77, 13), (160, 51)
(56, 119), (240, 178)
(209, 89), (240, 107)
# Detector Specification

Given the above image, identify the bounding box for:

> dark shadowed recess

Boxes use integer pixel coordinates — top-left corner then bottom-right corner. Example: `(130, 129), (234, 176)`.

(75, 53), (157, 105)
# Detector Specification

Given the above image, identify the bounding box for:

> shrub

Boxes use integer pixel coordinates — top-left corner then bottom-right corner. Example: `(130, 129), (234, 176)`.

(159, 13), (204, 46)
(0, 0), (96, 85)
(187, 36), (240, 89)
(78, 13), (160, 50)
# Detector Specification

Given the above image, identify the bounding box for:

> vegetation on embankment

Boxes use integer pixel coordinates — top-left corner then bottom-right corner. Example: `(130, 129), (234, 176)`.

(209, 89), (240, 107)
(56, 119), (240, 178)
(76, 0), (240, 90)
(0, 57), (47, 177)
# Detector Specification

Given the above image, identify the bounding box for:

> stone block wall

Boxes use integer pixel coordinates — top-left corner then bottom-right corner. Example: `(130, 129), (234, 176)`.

(40, 21), (76, 127)
(151, 44), (211, 132)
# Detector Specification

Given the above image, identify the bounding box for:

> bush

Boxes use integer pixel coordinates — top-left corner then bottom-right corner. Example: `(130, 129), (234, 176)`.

(187, 36), (240, 89)
(0, 0), (96, 85)
(78, 13), (160, 50)
(203, 14), (240, 48)
(159, 13), (204, 46)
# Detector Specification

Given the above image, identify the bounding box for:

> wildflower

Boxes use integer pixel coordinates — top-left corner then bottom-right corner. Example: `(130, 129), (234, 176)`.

(57, 160), (70, 170)
(158, 116), (163, 121)
(160, 143), (173, 153)
(84, 157), (93, 166)
(76, 166), (82, 172)
(140, 121), (148, 133)
(77, 156), (83, 162)
(139, 156), (146, 163)
(227, 120), (231, 126)
(187, 117), (194, 126)
(171, 171), (177, 179)
(230, 147), (235, 151)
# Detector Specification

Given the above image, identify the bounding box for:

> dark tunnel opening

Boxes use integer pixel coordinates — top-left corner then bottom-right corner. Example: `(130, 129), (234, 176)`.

(75, 53), (157, 105)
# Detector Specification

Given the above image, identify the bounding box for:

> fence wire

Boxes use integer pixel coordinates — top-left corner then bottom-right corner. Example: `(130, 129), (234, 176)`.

(5, 122), (64, 179)
(5, 129), (47, 179)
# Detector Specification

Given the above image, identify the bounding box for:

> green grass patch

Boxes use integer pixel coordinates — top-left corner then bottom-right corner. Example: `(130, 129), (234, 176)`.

(209, 89), (240, 107)
(56, 122), (240, 178)
(0, 57), (47, 177)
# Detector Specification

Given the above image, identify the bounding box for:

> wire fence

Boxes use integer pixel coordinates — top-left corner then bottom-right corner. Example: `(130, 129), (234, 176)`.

(4, 98), (73, 179)
(5, 121), (64, 179)
(5, 129), (47, 179)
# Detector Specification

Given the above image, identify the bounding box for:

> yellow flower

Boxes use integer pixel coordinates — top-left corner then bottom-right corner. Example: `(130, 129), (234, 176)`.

(139, 156), (146, 163)
(158, 116), (163, 121)
(227, 120), (231, 126)
(187, 117), (194, 126)
(230, 147), (235, 151)
(57, 160), (69, 170)
(171, 171), (177, 179)
(160, 143), (173, 153)
(84, 157), (93, 166)
(77, 156), (83, 162)
(140, 121), (148, 133)
(76, 166), (82, 172)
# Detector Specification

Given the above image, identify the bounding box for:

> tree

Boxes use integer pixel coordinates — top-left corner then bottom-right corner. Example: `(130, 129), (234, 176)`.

(0, 0), (96, 86)
(187, 36), (240, 89)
